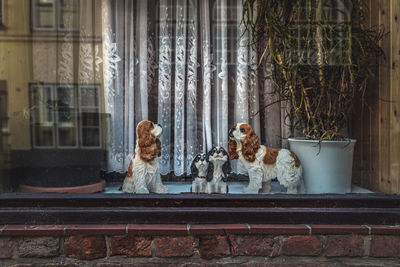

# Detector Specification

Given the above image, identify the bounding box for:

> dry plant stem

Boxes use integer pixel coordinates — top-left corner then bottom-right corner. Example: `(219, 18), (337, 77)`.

(242, 0), (384, 141)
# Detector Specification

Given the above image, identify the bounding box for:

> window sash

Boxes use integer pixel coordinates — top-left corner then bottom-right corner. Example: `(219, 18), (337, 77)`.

(78, 85), (102, 149)
(32, 0), (79, 31)
(30, 83), (101, 149)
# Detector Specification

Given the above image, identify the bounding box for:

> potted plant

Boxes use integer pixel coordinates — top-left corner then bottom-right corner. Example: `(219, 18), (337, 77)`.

(243, 0), (384, 193)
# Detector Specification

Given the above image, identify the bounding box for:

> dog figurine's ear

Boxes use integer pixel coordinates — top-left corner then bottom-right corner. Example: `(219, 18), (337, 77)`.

(228, 139), (239, 160)
(190, 157), (199, 180)
(206, 161), (214, 182)
(137, 121), (160, 162)
(241, 128), (260, 162)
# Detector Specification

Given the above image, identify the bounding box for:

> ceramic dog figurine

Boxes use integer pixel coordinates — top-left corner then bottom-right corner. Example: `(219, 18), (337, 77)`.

(205, 146), (231, 194)
(122, 120), (169, 194)
(190, 153), (209, 193)
(228, 123), (303, 194)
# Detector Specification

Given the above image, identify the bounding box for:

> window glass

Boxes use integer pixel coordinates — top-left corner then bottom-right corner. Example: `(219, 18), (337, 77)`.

(31, 85), (55, 147)
(59, 0), (79, 30)
(0, 0), (396, 195)
(33, 0), (79, 31)
(0, 0), (4, 27)
(35, 0), (55, 29)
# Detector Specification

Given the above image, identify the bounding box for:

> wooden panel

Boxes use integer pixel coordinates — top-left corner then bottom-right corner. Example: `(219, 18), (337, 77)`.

(390, 0), (400, 194)
(378, 0), (391, 193)
(356, 0), (400, 193)
(368, 0), (380, 192)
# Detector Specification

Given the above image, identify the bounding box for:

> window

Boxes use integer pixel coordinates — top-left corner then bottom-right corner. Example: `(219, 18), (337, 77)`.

(0, 0), (4, 29)
(0, 0), (398, 200)
(32, 0), (79, 31)
(0, 81), (9, 192)
(30, 84), (101, 149)
(293, 1), (352, 66)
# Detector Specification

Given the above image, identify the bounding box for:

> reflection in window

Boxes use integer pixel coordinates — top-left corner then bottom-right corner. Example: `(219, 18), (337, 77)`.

(32, 0), (79, 31)
(79, 86), (101, 148)
(30, 84), (101, 149)
(0, 0), (4, 28)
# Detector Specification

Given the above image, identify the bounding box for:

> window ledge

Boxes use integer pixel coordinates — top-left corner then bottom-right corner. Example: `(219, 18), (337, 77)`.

(1, 193), (400, 225)
(1, 224), (400, 236)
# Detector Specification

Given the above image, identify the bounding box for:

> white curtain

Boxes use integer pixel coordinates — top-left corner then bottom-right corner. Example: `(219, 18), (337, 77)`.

(29, 0), (289, 175)
(30, 0), (347, 176)
(99, 0), (292, 175)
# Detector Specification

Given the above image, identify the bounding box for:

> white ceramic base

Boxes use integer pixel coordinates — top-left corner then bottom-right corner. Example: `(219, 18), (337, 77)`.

(104, 181), (371, 194)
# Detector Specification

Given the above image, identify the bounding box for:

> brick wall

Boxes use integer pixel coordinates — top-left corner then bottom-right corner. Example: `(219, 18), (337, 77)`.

(0, 224), (400, 266)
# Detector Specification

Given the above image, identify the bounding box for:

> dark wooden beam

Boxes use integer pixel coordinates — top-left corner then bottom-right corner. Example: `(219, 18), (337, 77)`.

(0, 193), (399, 224)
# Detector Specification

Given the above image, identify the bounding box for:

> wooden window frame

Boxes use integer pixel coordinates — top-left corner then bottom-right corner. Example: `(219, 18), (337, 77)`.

(0, 193), (399, 225)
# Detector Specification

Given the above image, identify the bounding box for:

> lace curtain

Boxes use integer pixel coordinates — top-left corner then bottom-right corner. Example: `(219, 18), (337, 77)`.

(102, 0), (270, 175)
(31, 0), (290, 175)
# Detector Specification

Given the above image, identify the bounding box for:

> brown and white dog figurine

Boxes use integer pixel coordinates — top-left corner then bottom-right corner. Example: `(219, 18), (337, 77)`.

(228, 123), (303, 194)
(122, 120), (169, 194)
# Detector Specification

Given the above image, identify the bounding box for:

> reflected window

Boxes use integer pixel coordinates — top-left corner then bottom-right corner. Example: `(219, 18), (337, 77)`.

(32, 0), (79, 31)
(0, 0), (4, 28)
(30, 84), (101, 149)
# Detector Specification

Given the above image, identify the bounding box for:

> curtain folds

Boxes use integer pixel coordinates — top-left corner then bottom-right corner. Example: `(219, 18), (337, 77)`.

(29, 0), (289, 175)
(99, 0), (285, 175)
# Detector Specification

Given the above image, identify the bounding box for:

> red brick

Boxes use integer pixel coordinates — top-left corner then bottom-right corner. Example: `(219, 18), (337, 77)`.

(219, 264), (252, 267)
(310, 225), (369, 235)
(17, 237), (60, 258)
(181, 263), (251, 267)
(109, 236), (152, 257)
(181, 264), (219, 267)
(6, 265), (33, 267)
(64, 236), (106, 260)
(153, 236), (194, 257)
(198, 235), (232, 259)
(65, 225), (126, 236)
(189, 225), (225, 235)
(250, 224), (309, 235)
(39, 264), (87, 267)
(239, 235), (280, 257)
(94, 264), (122, 267)
(128, 224), (188, 236)
(370, 225), (400, 235)
(0, 237), (13, 259)
(370, 235), (400, 258)
(281, 236), (323, 256)
(325, 235), (364, 257)
(255, 265), (337, 267)
(121, 264), (177, 267)
(2, 225), (65, 236)
(190, 224), (249, 235)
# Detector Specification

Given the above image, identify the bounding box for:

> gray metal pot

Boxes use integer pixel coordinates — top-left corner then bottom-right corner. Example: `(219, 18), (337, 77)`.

(288, 138), (356, 194)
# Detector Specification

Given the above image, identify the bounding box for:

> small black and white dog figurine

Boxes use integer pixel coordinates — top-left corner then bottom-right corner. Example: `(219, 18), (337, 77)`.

(206, 147), (231, 194)
(190, 153), (209, 193)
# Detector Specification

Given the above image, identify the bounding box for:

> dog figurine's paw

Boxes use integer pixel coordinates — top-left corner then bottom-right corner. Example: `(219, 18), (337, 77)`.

(154, 184), (169, 194)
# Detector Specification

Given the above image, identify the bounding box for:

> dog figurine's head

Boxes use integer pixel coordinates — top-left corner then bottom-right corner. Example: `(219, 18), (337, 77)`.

(228, 123), (260, 162)
(206, 146), (231, 182)
(136, 120), (162, 163)
(190, 153), (209, 180)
